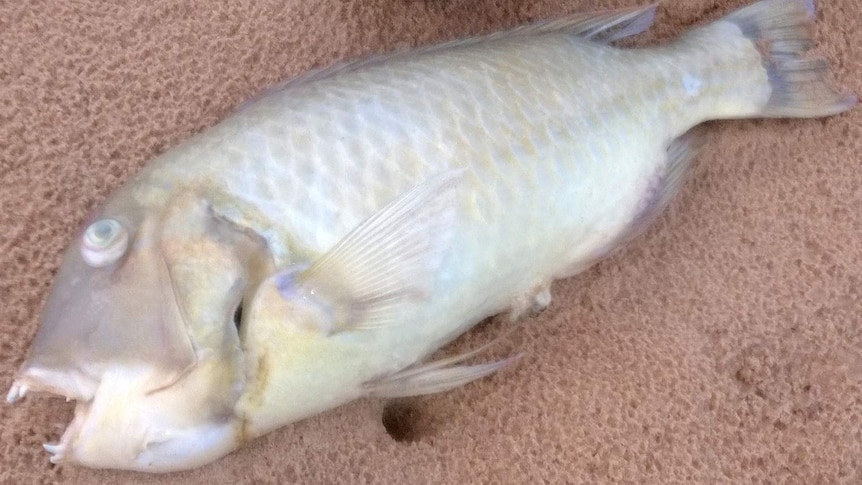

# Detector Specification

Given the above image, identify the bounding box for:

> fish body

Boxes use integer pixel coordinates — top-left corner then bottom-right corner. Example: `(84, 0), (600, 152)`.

(7, 0), (855, 472)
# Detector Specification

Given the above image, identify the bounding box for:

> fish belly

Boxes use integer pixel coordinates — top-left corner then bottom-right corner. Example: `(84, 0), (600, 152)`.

(144, 23), (769, 417)
(185, 29), (760, 330)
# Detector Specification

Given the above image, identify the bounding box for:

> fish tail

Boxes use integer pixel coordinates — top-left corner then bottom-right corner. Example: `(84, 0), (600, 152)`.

(721, 0), (856, 117)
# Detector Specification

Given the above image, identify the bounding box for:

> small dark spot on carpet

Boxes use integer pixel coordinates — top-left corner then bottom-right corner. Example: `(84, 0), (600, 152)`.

(382, 401), (422, 443)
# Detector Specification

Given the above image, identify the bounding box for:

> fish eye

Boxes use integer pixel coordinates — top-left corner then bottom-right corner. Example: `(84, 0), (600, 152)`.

(80, 218), (129, 268)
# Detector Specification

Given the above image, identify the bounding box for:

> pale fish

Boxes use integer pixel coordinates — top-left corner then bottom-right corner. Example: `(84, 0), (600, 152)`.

(6, 0), (855, 472)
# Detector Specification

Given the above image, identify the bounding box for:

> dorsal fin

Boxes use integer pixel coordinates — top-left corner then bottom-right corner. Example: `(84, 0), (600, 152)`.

(501, 3), (658, 43)
(240, 5), (657, 109)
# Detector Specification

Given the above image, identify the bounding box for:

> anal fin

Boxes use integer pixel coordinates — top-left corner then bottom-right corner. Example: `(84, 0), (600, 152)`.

(620, 132), (702, 246)
(566, 132), (701, 275)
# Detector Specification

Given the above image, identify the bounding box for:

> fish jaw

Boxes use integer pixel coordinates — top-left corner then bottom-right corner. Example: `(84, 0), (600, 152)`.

(7, 366), (96, 404)
(6, 190), (272, 471)
(19, 360), (245, 472)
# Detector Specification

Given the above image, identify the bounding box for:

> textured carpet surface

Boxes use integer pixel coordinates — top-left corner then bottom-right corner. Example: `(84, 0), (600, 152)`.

(2, 1), (861, 483)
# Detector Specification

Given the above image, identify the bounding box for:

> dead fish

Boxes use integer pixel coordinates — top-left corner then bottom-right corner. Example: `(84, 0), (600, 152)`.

(6, 0), (855, 472)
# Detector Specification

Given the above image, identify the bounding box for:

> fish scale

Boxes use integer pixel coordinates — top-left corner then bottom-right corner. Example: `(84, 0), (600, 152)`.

(123, 20), (764, 400)
(6, 1), (855, 472)
(165, 34), (719, 331)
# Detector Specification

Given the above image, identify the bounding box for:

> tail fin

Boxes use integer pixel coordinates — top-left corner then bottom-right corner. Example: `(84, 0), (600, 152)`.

(723, 0), (856, 117)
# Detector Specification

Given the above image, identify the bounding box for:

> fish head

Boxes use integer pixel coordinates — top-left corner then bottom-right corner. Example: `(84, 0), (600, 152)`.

(8, 189), (272, 471)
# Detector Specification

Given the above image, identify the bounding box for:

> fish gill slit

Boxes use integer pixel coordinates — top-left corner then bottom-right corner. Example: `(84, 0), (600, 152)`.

(233, 301), (244, 331)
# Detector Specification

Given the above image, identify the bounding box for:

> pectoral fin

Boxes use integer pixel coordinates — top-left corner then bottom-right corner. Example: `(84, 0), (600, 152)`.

(277, 169), (464, 334)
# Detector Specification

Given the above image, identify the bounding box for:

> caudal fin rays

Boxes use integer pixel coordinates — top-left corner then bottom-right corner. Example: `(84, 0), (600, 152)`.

(724, 0), (856, 117)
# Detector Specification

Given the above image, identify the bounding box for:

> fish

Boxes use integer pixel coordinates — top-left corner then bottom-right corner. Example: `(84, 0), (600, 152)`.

(5, 0), (855, 473)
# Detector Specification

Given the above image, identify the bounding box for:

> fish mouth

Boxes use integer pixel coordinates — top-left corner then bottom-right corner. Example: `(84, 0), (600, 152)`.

(9, 353), (247, 471)
(43, 441), (69, 464)
(6, 367), (94, 465)
(6, 380), (30, 404)
(6, 366), (96, 404)
(41, 402), (88, 465)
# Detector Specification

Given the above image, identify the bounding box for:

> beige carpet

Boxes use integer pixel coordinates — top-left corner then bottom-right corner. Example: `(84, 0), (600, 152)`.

(2, 0), (861, 483)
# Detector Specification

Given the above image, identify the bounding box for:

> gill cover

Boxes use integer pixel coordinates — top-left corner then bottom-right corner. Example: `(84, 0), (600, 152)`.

(14, 196), (195, 400)
(9, 190), (272, 471)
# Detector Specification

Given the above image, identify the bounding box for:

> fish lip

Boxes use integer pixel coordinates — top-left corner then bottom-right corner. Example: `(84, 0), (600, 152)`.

(7, 365), (96, 403)
(6, 380), (29, 404)
(42, 408), (84, 465)
(43, 441), (69, 464)
(7, 368), (95, 467)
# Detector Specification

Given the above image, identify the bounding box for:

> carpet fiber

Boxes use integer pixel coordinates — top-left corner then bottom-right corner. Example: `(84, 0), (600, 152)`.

(2, 1), (861, 483)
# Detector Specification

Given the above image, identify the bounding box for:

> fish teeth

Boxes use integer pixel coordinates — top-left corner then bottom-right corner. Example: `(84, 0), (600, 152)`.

(43, 442), (66, 463)
(5, 381), (27, 404)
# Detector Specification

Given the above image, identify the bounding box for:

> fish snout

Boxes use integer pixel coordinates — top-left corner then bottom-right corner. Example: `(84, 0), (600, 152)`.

(31, 364), (243, 472)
